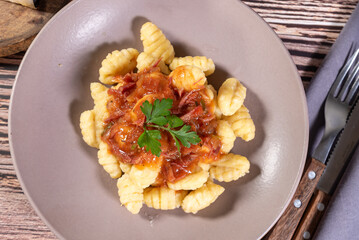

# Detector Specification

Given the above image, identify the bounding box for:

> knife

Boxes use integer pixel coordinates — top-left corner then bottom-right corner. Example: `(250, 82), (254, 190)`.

(293, 102), (359, 240)
(266, 102), (359, 240)
(265, 46), (359, 240)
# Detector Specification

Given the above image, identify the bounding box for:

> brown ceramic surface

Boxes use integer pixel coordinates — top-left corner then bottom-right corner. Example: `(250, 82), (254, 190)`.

(9, 0), (308, 239)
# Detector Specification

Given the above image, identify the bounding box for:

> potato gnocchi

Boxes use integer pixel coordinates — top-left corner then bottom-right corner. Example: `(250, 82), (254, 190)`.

(98, 141), (122, 178)
(218, 78), (247, 116)
(206, 84), (222, 119)
(144, 187), (187, 210)
(117, 174), (144, 214)
(210, 153), (250, 182)
(223, 105), (255, 141)
(140, 22), (174, 64)
(99, 48), (139, 85)
(182, 180), (225, 214)
(216, 120), (236, 153)
(136, 52), (170, 75)
(129, 165), (160, 188)
(80, 22), (256, 214)
(169, 65), (207, 91)
(169, 56), (215, 76)
(79, 110), (97, 148)
(167, 170), (209, 190)
(90, 82), (110, 147)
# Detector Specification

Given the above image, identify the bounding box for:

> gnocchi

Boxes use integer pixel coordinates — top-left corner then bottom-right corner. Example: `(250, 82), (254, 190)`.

(223, 105), (255, 141)
(117, 174), (144, 214)
(210, 153), (250, 182)
(140, 22), (175, 64)
(129, 165), (161, 188)
(216, 120), (236, 153)
(136, 52), (170, 74)
(90, 82), (109, 147)
(217, 78), (246, 116)
(79, 110), (97, 148)
(182, 180), (224, 214)
(98, 141), (122, 178)
(99, 48), (139, 85)
(169, 65), (207, 91)
(167, 170), (209, 190)
(120, 162), (132, 174)
(144, 187), (187, 210)
(206, 84), (222, 119)
(169, 56), (215, 76)
(80, 21), (256, 214)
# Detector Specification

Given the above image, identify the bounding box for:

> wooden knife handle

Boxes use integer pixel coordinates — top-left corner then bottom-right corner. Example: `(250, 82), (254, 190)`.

(266, 158), (325, 240)
(293, 190), (331, 240)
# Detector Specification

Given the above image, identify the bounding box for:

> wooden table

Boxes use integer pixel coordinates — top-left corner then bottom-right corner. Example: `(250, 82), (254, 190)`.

(0, 0), (358, 239)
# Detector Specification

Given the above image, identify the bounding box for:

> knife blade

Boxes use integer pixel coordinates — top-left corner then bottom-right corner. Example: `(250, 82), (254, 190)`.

(293, 102), (359, 240)
(317, 102), (359, 194)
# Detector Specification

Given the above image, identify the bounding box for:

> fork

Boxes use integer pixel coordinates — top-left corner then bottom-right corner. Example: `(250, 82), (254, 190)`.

(267, 45), (359, 240)
(312, 45), (359, 163)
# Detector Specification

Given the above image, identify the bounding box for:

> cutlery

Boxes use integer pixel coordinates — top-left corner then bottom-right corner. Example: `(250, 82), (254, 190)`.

(294, 90), (359, 239)
(267, 45), (359, 240)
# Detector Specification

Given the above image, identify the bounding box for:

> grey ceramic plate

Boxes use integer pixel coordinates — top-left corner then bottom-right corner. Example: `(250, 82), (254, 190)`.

(9, 0), (308, 239)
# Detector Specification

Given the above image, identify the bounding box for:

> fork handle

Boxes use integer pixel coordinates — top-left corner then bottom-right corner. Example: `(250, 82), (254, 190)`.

(293, 189), (331, 240)
(265, 158), (325, 240)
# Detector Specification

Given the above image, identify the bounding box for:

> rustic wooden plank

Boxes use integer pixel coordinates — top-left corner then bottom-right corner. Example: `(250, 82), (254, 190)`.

(243, 0), (358, 82)
(0, 0), (70, 57)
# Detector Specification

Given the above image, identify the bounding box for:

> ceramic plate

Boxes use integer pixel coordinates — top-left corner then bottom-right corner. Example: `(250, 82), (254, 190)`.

(9, 0), (308, 239)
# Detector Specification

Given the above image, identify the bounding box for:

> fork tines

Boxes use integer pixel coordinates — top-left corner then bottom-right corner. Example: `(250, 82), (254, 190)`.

(330, 45), (359, 105)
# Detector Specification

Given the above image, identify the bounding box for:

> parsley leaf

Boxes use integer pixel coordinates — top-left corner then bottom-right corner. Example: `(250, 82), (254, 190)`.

(150, 116), (168, 126)
(141, 99), (173, 126)
(140, 100), (153, 121)
(151, 99), (172, 119)
(138, 98), (201, 156)
(167, 115), (184, 128)
(169, 131), (181, 153)
(169, 125), (201, 148)
(138, 129), (162, 157)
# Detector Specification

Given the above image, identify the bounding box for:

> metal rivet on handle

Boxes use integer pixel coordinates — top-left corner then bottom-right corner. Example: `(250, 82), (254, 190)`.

(303, 231), (311, 239)
(294, 199), (302, 208)
(308, 171), (316, 180)
(317, 203), (325, 211)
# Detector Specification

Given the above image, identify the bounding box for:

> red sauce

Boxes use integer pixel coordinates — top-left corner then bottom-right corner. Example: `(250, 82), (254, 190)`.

(101, 66), (222, 185)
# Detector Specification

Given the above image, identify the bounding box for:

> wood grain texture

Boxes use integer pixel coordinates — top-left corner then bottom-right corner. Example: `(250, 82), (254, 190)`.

(0, 0), (70, 57)
(0, 0), (358, 239)
(243, 0), (358, 85)
(267, 158), (326, 240)
(293, 190), (331, 240)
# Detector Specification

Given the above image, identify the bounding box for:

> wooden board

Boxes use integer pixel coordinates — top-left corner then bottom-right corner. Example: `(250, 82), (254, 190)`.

(244, 0), (358, 83)
(0, 0), (70, 57)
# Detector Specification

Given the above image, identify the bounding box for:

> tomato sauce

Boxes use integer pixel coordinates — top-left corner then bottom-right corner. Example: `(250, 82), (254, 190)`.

(101, 66), (222, 185)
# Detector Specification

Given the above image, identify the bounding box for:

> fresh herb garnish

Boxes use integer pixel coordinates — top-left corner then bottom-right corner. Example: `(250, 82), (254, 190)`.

(137, 98), (201, 157)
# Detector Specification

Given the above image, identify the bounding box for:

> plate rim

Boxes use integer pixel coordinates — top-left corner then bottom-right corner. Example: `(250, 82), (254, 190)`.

(238, 2), (308, 239)
(9, 1), (84, 239)
(8, 0), (309, 239)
